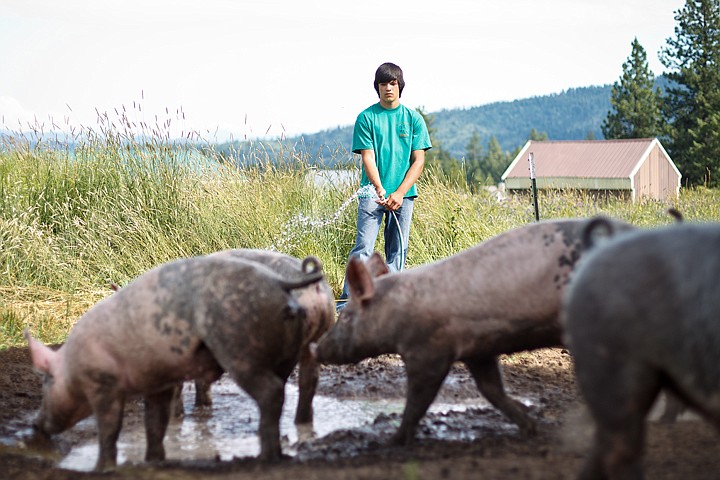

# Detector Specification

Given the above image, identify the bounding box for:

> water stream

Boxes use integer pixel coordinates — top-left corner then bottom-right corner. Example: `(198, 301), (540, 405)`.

(267, 184), (376, 252)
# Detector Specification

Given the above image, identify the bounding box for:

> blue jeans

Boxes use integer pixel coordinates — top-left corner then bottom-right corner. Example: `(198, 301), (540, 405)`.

(340, 197), (415, 300)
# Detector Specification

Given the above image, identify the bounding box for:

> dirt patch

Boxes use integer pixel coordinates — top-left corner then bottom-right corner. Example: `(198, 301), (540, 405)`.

(1, 347), (719, 479)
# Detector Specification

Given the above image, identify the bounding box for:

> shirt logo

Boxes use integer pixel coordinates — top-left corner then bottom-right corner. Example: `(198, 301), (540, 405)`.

(397, 122), (410, 138)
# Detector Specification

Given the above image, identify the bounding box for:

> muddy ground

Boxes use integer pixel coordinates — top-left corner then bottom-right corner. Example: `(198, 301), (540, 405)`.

(1, 346), (719, 480)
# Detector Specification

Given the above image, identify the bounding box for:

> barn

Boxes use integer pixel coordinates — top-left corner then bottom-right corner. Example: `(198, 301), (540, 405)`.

(501, 138), (681, 201)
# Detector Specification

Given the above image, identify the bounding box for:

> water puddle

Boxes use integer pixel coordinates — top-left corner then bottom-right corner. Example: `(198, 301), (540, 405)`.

(16, 374), (698, 472)
(50, 374), (517, 471)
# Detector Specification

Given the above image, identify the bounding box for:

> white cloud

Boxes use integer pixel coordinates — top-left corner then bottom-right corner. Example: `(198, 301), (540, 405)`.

(1, 0), (686, 139)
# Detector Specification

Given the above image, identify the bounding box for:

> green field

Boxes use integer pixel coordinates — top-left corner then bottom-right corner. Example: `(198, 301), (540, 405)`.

(2, 134), (718, 349)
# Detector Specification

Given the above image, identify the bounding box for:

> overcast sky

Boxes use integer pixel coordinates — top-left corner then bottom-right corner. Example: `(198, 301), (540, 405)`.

(0, 0), (685, 141)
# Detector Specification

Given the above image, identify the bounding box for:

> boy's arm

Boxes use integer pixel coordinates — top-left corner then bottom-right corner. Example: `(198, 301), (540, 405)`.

(386, 149), (425, 210)
(360, 149), (386, 199)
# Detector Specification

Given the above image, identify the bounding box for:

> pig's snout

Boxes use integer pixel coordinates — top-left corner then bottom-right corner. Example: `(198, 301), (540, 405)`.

(312, 329), (349, 364)
(34, 414), (56, 435)
(32, 417), (48, 436)
(25, 423), (56, 453)
(311, 335), (332, 363)
(31, 412), (58, 438)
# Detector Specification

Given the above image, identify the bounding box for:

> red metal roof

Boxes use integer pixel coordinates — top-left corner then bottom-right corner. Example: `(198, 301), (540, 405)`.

(503, 139), (658, 179)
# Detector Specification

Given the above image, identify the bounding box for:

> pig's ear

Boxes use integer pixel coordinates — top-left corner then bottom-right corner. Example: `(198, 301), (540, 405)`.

(25, 330), (58, 376)
(366, 252), (390, 278)
(346, 257), (375, 302)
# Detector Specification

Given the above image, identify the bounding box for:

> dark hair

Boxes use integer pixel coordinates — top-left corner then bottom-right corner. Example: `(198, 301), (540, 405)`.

(373, 62), (405, 98)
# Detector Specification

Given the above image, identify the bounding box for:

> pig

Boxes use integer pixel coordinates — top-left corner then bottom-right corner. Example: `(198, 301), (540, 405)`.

(314, 217), (634, 445)
(578, 210), (689, 426)
(26, 254), (325, 471)
(174, 249), (335, 427)
(562, 222), (720, 480)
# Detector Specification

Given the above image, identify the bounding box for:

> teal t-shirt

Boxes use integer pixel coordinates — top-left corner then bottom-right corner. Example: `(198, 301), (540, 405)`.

(352, 103), (432, 198)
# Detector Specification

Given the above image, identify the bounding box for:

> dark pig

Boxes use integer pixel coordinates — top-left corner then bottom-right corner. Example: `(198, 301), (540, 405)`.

(315, 217), (633, 445)
(26, 255), (324, 470)
(578, 209), (687, 426)
(177, 249), (335, 427)
(563, 222), (720, 480)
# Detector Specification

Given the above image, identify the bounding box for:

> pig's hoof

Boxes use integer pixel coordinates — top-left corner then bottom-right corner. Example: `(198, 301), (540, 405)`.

(659, 413), (679, 424)
(145, 450), (166, 463)
(94, 460), (118, 472)
(258, 449), (286, 463)
(295, 423), (316, 442)
(519, 420), (538, 437)
(388, 431), (413, 446)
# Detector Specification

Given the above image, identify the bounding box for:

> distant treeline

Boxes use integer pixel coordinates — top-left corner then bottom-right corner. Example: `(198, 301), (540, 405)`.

(211, 83), (620, 172)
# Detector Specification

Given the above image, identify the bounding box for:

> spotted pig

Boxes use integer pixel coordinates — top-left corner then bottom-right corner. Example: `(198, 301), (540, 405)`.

(315, 217), (633, 445)
(175, 249), (335, 428)
(26, 255), (324, 470)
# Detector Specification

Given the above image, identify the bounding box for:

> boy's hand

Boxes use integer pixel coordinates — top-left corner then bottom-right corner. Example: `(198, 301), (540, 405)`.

(374, 185), (386, 202)
(381, 192), (403, 211)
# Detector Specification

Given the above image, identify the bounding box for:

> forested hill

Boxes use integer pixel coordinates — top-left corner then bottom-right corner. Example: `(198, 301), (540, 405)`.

(289, 84), (612, 162)
(431, 85), (612, 157)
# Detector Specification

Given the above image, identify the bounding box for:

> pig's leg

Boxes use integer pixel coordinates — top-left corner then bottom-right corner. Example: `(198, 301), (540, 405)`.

(580, 417), (647, 480)
(465, 356), (536, 435)
(229, 368), (286, 462)
(90, 392), (126, 471)
(195, 378), (213, 407)
(192, 343), (223, 408)
(658, 391), (685, 423)
(391, 355), (452, 445)
(144, 387), (174, 462)
(171, 383), (184, 418)
(294, 346), (318, 426)
(577, 362), (661, 480)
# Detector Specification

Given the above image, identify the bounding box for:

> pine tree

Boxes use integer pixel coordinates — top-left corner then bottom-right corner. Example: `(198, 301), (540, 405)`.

(481, 136), (511, 185)
(602, 38), (663, 139)
(529, 129), (549, 141)
(660, 0), (720, 186)
(416, 106), (454, 177)
(464, 131), (484, 189)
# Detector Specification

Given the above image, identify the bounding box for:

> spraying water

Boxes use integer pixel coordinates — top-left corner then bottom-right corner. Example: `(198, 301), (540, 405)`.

(268, 183), (407, 271)
(267, 184), (382, 253)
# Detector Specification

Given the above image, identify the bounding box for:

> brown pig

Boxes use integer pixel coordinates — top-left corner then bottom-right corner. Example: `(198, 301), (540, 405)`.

(26, 255), (325, 471)
(176, 249), (335, 427)
(314, 217), (633, 445)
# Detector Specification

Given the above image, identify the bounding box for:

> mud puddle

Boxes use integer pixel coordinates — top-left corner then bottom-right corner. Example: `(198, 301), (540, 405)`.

(10, 372), (532, 471)
(5, 348), (720, 480)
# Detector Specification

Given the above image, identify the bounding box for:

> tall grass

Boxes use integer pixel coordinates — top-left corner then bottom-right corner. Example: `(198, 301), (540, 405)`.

(2, 121), (719, 349)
